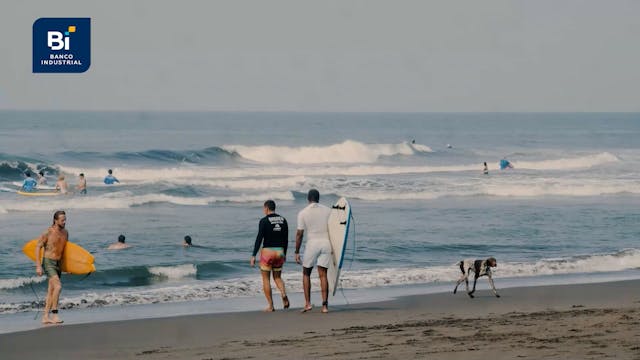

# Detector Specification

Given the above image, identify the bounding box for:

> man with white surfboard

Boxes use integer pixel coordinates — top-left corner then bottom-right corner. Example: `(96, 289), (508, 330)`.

(34, 210), (68, 325)
(295, 189), (332, 313)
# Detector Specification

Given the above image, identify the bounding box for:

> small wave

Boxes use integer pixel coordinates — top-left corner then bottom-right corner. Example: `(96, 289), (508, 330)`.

(60, 147), (238, 165)
(0, 191), (295, 213)
(54, 152), (618, 186)
(349, 191), (441, 201)
(345, 178), (640, 201)
(222, 140), (433, 164)
(148, 264), (197, 280)
(340, 249), (640, 288)
(511, 152), (619, 170)
(498, 249), (640, 277)
(0, 276), (46, 290)
(57, 164), (477, 183)
(2, 249), (638, 314)
(0, 160), (56, 181)
(480, 180), (640, 198)
(148, 176), (308, 190)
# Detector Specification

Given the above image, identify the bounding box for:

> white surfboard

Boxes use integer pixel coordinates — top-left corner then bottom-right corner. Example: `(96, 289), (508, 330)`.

(327, 197), (352, 296)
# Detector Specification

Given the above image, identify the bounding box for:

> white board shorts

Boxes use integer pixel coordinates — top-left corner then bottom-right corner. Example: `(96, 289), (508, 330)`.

(302, 239), (332, 269)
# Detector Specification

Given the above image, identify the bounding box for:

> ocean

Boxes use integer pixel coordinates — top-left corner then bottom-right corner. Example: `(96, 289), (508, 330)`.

(1, 111), (639, 329)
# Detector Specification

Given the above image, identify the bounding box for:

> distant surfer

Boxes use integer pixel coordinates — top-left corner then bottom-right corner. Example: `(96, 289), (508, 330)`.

(103, 169), (120, 185)
(37, 170), (48, 186)
(411, 139), (415, 144)
(447, 144), (452, 149)
(55, 175), (69, 194)
(107, 235), (131, 250)
(34, 210), (68, 324)
(295, 189), (331, 314)
(483, 162), (489, 175)
(76, 173), (87, 195)
(21, 172), (37, 192)
(251, 200), (289, 312)
(499, 159), (514, 170)
(183, 235), (193, 247)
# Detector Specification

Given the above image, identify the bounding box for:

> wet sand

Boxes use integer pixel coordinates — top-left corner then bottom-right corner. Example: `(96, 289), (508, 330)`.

(1, 280), (639, 359)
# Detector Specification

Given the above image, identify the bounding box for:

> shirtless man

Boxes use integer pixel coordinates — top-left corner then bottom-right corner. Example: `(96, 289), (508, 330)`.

(76, 173), (87, 195)
(55, 175), (69, 194)
(107, 234), (131, 250)
(34, 210), (68, 324)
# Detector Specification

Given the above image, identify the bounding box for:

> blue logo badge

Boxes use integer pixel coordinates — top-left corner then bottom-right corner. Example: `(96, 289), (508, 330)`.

(33, 18), (91, 73)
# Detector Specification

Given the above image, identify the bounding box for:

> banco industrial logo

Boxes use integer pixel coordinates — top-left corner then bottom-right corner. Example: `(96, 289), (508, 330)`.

(33, 18), (91, 73)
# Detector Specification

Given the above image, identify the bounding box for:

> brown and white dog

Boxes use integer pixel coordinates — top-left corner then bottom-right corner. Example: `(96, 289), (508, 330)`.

(453, 257), (500, 298)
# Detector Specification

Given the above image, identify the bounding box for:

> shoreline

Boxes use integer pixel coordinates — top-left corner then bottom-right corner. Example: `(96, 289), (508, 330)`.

(1, 279), (639, 359)
(2, 269), (639, 334)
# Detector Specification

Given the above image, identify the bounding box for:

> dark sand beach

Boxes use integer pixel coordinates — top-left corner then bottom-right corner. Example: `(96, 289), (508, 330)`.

(2, 280), (639, 359)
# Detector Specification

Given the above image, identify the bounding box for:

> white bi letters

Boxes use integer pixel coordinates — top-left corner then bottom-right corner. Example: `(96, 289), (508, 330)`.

(47, 31), (70, 50)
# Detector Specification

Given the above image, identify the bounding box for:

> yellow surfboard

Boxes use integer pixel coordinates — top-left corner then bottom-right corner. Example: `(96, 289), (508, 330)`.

(23, 239), (96, 275)
(17, 191), (60, 196)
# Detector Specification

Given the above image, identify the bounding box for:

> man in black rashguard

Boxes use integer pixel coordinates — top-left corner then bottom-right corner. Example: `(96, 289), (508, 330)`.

(250, 200), (290, 311)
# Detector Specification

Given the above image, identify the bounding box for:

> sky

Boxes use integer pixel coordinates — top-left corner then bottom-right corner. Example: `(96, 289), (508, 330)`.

(1, 0), (639, 112)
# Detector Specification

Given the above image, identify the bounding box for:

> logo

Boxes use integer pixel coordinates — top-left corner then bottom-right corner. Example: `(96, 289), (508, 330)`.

(33, 18), (91, 73)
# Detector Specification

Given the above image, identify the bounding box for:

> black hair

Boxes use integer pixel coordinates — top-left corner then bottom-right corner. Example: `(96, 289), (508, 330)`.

(484, 162), (487, 166)
(118, 234), (125, 243)
(264, 200), (276, 211)
(52, 210), (66, 225)
(108, 169), (113, 174)
(39, 170), (44, 176)
(307, 189), (320, 203)
(25, 172), (31, 177)
(184, 235), (192, 245)
(80, 173), (84, 177)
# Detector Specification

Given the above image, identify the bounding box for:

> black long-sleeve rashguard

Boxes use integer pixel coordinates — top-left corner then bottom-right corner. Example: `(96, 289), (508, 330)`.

(252, 213), (288, 256)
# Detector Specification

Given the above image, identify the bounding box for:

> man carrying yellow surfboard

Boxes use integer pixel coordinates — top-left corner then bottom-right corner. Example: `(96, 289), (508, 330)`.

(34, 210), (68, 325)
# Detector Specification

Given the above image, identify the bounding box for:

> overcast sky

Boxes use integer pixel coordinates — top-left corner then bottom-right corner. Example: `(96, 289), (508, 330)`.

(1, 0), (639, 112)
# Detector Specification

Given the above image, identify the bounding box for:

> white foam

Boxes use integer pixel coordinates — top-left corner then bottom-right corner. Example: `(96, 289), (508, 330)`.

(498, 249), (640, 277)
(148, 264), (197, 280)
(146, 176), (307, 190)
(480, 179), (640, 198)
(0, 276), (46, 290)
(344, 249), (640, 288)
(342, 178), (640, 201)
(56, 152), (618, 185)
(2, 249), (639, 314)
(512, 152), (619, 170)
(347, 191), (442, 201)
(222, 140), (432, 164)
(0, 191), (295, 213)
(57, 164), (478, 184)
